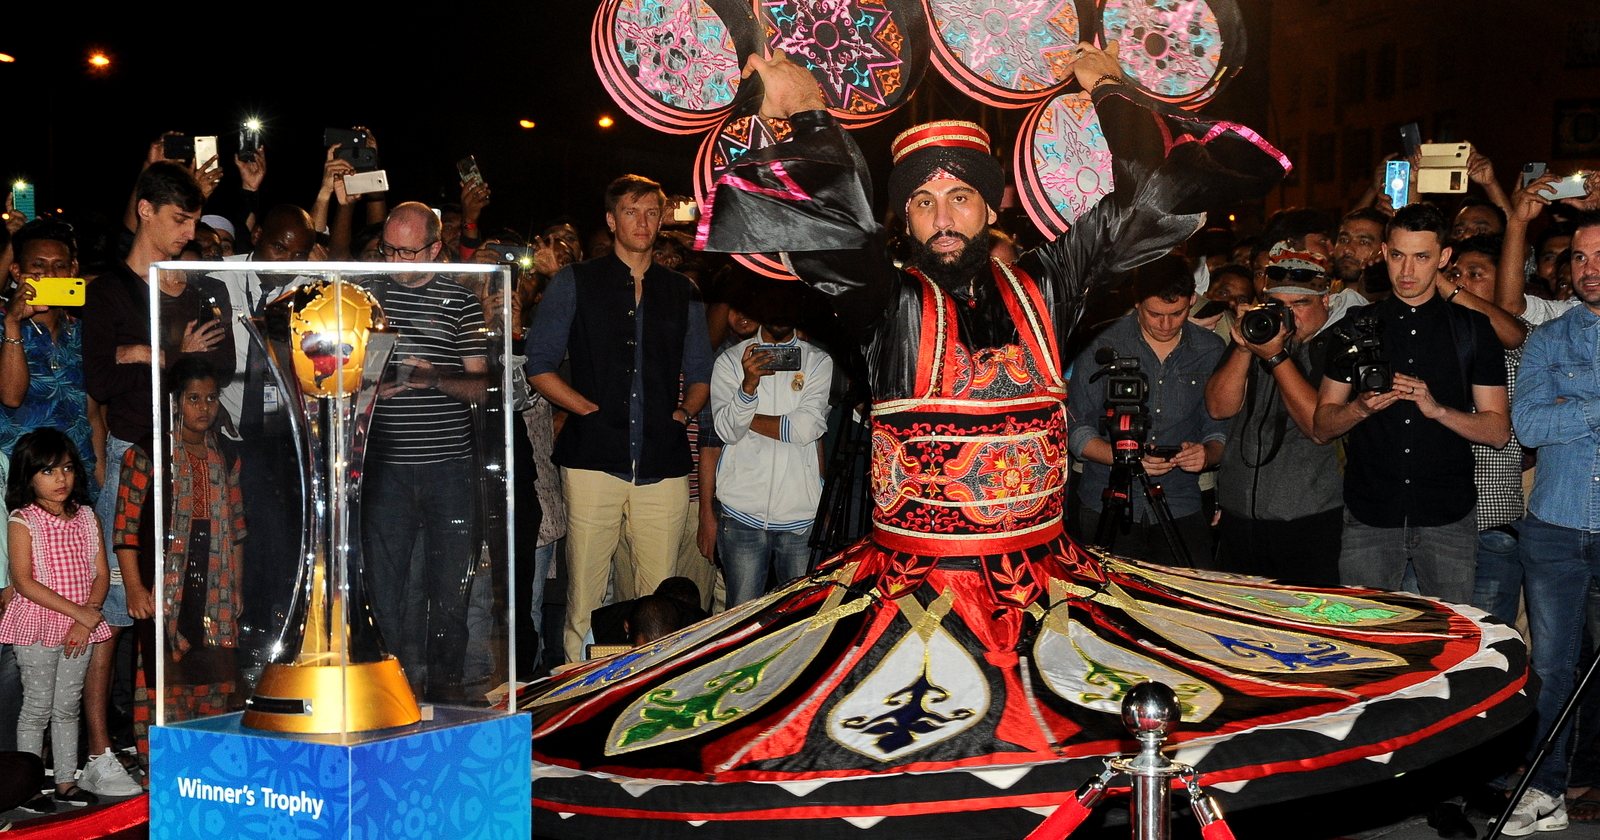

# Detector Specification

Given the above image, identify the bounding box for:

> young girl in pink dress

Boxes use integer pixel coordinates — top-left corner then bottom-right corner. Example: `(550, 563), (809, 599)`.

(0, 428), (111, 809)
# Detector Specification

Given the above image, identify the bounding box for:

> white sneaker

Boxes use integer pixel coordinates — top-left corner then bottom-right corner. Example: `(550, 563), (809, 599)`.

(1499, 787), (1569, 836)
(77, 749), (144, 797)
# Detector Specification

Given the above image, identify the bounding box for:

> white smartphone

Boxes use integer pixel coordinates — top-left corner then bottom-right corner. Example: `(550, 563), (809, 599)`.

(193, 135), (219, 172)
(342, 169), (390, 197)
(1539, 172), (1589, 201)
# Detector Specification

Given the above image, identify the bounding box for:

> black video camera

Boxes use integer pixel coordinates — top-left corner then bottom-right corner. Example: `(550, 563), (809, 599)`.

(1331, 315), (1391, 392)
(1089, 348), (1151, 463)
(1239, 301), (1295, 345)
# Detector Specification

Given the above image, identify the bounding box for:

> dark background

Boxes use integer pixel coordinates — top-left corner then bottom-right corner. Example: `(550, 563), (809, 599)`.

(8, 1), (1596, 245)
(0, 2), (1275, 244)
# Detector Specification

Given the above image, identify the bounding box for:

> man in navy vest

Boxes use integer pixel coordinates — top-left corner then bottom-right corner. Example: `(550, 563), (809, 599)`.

(526, 175), (712, 662)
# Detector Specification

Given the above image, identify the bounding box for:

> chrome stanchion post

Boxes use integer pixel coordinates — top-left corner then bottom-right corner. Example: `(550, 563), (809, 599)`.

(1113, 681), (1182, 840)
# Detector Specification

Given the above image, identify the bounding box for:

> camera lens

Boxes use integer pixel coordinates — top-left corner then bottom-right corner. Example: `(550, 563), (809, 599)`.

(1239, 305), (1282, 345)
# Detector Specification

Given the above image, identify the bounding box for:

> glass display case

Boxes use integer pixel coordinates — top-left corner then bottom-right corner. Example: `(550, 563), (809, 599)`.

(145, 261), (519, 739)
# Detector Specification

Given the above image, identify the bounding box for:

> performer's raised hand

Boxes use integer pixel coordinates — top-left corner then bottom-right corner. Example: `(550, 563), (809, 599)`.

(1069, 41), (1126, 92)
(743, 50), (827, 120)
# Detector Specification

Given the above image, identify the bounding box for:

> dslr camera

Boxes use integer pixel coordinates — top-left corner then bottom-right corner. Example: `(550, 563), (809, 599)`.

(1239, 301), (1295, 345)
(1331, 315), (1391, 393)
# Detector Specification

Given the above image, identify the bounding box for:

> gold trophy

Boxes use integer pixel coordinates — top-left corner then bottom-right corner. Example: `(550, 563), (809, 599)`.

(241, 279), (421, 734)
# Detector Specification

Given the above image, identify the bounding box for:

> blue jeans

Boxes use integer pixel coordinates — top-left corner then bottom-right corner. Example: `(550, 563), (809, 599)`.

(719, 518), (812, 607)
(1337, 510), (1477, 603)
(1471, 527), (1522, 626)
(361, 458), (477, 703)
(1520, 513), (1600, 797)
(93, 436), (136, 628)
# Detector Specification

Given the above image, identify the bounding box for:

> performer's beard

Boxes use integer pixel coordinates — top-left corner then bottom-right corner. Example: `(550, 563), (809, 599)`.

(909, 227), (994, 294)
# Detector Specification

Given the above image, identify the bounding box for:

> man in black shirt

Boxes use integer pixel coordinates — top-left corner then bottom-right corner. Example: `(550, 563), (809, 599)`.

(1313, 203), (1510, 603)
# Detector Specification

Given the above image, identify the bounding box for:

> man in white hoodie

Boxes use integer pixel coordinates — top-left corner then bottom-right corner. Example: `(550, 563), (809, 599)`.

(710, 320), (832, 606)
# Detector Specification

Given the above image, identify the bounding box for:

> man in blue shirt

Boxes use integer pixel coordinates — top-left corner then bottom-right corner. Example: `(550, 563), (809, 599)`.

(1067, 254), (1226, 567)
(525, 175), (712, 663)
(1502, 212), (1600, 836)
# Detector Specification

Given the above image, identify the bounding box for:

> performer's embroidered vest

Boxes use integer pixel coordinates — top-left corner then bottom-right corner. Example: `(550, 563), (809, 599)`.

(869, 260), (1067, 556)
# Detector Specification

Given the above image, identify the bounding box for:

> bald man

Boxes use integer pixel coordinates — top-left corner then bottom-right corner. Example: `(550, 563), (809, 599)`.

(362, 201), (489, 703)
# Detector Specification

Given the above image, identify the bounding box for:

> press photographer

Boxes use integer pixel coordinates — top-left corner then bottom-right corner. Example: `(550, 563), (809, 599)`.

(1204, 244), (1342, 585)
(1067, 255), (1226, 568)
(1312, 203), (1510, 603)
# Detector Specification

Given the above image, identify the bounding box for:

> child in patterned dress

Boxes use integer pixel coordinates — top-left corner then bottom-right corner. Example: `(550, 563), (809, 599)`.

(116, 359), (246, 724)
(0, 428), (110, 809)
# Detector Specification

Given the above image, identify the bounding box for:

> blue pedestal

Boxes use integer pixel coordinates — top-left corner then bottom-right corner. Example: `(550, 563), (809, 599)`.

(150, 708), (531, 839)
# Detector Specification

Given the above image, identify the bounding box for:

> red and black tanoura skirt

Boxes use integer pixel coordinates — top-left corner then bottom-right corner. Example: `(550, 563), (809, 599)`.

(522, 265), (1531, 839)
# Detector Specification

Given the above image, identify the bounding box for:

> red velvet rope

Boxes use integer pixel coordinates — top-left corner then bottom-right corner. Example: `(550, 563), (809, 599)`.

(9, 795), (148, 838)
(1201, 817), (1238, 840)
(1023, 795), (1092, 840)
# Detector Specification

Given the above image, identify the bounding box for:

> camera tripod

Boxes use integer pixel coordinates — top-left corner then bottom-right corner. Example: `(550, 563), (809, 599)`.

(1092, 453), (1193, 568)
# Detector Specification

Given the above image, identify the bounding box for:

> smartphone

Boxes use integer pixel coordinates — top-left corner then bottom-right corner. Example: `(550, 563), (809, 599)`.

(1384, 160), (1411, 208)
(1416, 143), (1470, 194)
(341, 169), (389, 197)
(1145, 443), (1182, 460)
(238, 122), (263, 162)
(1540, 173), (1589, 201)
(193, 135), (219, 172)
(485, 243), (534, 265)
(1399, 122), (1422, 157)
(756, 344), (801, 371)
(666, 197), (699, 223)
(163, 133), (194, 163)
(325, 128), (379, 171)
(1418, 168), (1468, 194)
(1521, 162), (1548, 190)
(456, 155), (484, 188)
(1192, 299), (1230, 320)
(10, 180), (35, 220)
(27, 277), (86, 307)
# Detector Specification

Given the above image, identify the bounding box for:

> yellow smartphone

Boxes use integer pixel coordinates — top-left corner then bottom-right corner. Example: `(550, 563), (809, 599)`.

(27, 277), (86, 307)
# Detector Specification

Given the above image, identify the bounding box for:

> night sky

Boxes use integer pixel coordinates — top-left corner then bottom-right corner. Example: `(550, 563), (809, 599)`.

(4, 3), (719, 240)
(2, 3), (1271, 245)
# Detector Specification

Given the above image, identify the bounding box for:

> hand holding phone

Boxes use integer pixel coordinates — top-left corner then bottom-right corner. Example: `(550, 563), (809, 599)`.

(1539, 172), (1589, 201)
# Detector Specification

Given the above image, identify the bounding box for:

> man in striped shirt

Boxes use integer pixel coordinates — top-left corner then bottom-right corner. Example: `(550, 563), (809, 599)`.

(362, 201), (488, 703)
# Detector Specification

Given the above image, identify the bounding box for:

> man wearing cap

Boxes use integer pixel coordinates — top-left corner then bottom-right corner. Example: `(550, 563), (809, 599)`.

(1313, 203), (1510, 603)
(200, 214), (237, 256)
(1205, 242), (1342, 584)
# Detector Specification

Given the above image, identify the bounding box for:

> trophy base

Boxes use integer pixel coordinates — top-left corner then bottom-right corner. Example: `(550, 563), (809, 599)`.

(243, 656), (422, 734)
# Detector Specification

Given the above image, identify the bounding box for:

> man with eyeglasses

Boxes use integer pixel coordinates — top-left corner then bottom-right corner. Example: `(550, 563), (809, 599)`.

(1314, 202), (1510, 604)
(1204, 243), (1342, 584)
(361, 201), (489, 703)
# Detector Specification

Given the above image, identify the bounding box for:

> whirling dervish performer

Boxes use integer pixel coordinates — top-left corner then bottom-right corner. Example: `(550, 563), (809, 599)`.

(522, 45), (1530, 840)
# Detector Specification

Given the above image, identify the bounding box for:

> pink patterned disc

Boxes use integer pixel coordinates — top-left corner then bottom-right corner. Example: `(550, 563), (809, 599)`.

(924, 0), (1084, 107)
(1100, 0), (1229, 105)
(757, 0), (927, 127)
(594, 0), (757, 133)
(1015, 91), (1114, 237)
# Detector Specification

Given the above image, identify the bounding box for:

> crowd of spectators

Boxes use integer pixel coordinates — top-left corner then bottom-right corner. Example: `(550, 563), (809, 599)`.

(0, 124), (1595, 836)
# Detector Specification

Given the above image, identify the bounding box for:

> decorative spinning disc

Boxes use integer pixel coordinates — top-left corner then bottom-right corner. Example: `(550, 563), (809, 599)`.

(754, 0), (928, 127)
(1014, 90), (1114, 238)
(1096, 0), (1243, 108)
(593, 0), (758, 134)
(923, 0), (1087, 108)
